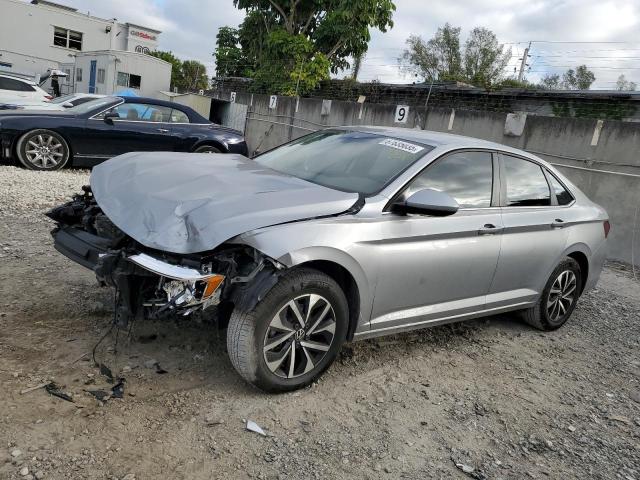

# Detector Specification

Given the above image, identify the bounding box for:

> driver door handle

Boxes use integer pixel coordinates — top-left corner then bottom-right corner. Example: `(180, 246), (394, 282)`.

(478, 224), (500, 235)
(156, 128), (169, 133)
(551, 219), (566, 229)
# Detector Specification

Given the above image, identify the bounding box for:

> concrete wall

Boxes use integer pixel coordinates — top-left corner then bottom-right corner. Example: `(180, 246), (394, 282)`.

(213, 91), (640, 264)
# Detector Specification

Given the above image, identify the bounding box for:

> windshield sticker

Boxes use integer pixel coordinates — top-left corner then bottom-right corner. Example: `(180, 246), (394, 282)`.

(379, 138), (424, 154)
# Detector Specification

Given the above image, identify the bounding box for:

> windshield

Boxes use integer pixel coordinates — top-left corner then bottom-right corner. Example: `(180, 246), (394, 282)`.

(254, 130), (433, 195)
(67, 97), (119, 115)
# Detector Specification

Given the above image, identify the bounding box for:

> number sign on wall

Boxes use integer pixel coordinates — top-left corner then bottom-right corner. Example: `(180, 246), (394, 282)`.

(394, 105), (409, 124)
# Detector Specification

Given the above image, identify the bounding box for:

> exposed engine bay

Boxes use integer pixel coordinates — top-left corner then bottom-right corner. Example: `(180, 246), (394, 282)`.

(47, 186), (283, 327)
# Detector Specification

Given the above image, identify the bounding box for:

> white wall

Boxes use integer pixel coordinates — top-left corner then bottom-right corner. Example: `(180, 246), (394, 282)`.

(0, 0), (159, 76)
(74, 51), (170, 97)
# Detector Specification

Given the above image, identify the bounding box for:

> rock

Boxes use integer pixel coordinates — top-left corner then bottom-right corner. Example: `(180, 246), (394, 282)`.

(144, 359), (158, 369)
(11, 449), (22, 458)
(34, 471), (45, 480)
(456, 463), (475, 474)
(20, 466), (29, 476)
(630, 390), (640, 404)
(122, 474), (136, 480)
(567, 425), (576, 432)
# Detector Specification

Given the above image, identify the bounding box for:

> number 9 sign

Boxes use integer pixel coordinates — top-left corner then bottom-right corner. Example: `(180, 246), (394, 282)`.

(394, 105), (409, 124)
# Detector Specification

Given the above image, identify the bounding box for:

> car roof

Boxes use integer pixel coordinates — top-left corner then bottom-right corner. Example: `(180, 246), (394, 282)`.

(340, 125), (516, 151)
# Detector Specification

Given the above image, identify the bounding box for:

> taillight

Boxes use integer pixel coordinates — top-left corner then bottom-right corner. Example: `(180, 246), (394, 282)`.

(603, 220), (610, 238)
(44, 95), (54, 100)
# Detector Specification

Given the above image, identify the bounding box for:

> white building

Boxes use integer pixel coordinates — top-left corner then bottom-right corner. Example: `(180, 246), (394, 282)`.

(0, 0), (170, 96)
(73, 50), (171, 96)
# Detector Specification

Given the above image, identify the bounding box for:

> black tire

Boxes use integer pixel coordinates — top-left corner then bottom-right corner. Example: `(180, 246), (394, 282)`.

(227, 267), (348, 393)
(193, 145), (221, 154)
(522, 257), (582, 331)
(16, 129), (70, 170)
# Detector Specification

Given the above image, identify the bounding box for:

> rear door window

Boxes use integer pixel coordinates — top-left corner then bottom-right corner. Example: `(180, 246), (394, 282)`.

(548, 174), (574, 205)
(503, 155), (551, 207)
(170, 109), (190, 123)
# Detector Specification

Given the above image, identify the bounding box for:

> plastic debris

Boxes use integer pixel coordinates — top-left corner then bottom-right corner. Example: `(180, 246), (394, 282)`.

(87, 390), (110, 401)
(45, 382), (73, 402)
(246, 420), (266, 436)
(111, 379), (125, 398)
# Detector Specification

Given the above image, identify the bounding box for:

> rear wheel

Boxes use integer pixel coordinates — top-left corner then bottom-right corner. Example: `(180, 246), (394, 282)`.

(194, 145), (221, 154)
(226, 268), (348, 392)
(522, 257), (582, 330)
(16, 129), (70, 170)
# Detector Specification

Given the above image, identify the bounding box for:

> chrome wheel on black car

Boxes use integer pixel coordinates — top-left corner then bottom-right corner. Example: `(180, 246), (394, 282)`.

(17, 129), (70, 170)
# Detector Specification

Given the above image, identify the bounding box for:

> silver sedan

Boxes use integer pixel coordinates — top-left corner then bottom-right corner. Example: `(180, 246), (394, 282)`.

(49, 127), (609, 392)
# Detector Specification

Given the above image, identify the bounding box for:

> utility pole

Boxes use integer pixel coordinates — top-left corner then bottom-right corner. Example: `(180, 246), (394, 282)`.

(518, 41), (531, 82)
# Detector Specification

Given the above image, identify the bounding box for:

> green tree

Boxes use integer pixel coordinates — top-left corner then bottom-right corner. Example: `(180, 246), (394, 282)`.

(399, 24), (462, 81)
(463, 27), (511, 87)
(148, 50), (184, 91)
(616, 74), (637, 91)
(214, 26), (251, 77)
(562, 65), (595, 90)
(539, 73), (561, 90)
(182, 60), (209, 90)
(399, 24), (510, 87)
(231, 0), (396, 94)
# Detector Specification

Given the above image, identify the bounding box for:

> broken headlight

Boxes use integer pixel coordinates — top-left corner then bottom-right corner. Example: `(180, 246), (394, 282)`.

(127, 253), (225, 313)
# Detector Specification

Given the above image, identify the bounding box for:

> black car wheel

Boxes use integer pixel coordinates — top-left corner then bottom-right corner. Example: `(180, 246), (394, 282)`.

(227, 267), (348, 392)
(16, 129), (70, 171)
(522, 257), (582, 331)
(194, 145), (221, 154)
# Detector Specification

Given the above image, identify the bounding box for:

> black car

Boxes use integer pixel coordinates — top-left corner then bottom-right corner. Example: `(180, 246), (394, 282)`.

(0, 96), (247, 170)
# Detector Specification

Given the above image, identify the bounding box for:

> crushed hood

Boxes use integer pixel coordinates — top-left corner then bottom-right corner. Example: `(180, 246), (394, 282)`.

(90, 152), (359, 254)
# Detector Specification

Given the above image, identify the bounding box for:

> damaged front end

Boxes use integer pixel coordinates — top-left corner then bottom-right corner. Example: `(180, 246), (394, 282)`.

(47, 186), (278, 327)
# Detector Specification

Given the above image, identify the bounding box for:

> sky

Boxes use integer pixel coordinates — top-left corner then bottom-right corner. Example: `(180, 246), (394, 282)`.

(60, 0), (640, 89)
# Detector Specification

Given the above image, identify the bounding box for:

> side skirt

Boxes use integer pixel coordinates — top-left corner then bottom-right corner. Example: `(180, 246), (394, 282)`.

(352, 301), (535, 341)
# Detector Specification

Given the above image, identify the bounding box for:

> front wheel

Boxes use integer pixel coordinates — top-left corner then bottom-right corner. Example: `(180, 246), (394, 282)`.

(193, 145), (221, 154)
(16, 129), (70, 170)
(226, 268), (348, 392)
(522, 257), (582, 331)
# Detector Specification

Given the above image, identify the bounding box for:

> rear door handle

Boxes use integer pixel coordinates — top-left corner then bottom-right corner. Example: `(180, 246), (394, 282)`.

(551, 218), (566, 229)
(156, 128), (169, 133)
(478, 224), (501, 235)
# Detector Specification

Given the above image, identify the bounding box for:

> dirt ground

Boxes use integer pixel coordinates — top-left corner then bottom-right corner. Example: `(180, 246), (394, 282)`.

(0, 166), (639, 480)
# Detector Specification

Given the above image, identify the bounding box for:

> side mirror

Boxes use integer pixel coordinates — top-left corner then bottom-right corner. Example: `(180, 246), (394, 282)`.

(103, 112), (120, 124)
(61, 102), (74, 108)
(393, 188), (459, 216)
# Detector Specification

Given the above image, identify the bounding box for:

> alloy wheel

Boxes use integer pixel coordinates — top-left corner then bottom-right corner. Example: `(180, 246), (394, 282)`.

(263, 294), (337, 379)
(546, 270), (577, 322)
(25, 134), (65, 168)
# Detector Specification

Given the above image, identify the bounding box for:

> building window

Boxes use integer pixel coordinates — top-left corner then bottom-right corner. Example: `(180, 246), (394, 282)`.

(129, 74), (141, 89)
(117, 72), (142, 89)
(64, 69), (71, 84)
(76, 68), (83, 82)
(97, 68), (105, 84)
(53, 27), (83, 51)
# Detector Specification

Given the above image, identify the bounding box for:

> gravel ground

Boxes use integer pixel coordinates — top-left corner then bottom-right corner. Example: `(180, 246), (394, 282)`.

(0, 165), (639, 480)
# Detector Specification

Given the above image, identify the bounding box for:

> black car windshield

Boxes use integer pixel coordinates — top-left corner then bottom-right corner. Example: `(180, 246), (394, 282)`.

(67, 97), (119, 115)
(254, 130), (433, 195)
